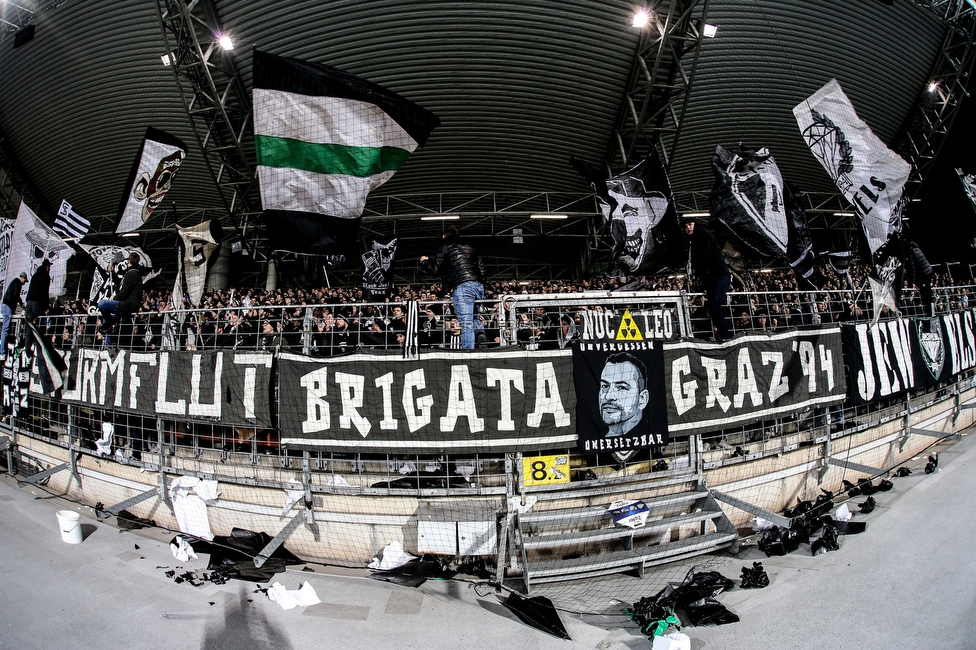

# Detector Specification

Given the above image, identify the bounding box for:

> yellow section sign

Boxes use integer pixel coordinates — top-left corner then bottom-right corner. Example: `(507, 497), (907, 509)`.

(522, 454), (570, 486)
(615, 309), (644, 341)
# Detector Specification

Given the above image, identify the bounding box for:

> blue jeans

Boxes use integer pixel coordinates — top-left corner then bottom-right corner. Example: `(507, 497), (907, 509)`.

(98, 299), (123, 326)
(0, 304), (11, 354)
(452, 281), (485, 349)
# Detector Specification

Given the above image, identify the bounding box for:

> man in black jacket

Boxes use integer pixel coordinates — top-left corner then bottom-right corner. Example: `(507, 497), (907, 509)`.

(25, 259), (51, 324)
(1, 271), (28, 357)
(419, 225), (486, 349)
(97, 254), (145, 344)
(684, 217), (732, 341)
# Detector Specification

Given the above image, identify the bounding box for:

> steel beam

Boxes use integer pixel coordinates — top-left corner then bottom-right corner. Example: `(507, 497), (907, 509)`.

(710, 489), (790, 528)
(17, 461), (69, 487)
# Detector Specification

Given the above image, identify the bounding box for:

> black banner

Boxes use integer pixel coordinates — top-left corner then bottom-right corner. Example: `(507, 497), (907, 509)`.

(278, 349), (576, 452)
(665, 329), (846, 435)
(573, 341), (667, 454)
(840, 314), (974, 405)
(53, 350), (274, 428)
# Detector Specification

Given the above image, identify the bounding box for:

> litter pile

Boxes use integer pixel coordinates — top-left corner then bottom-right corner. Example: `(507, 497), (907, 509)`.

(756, 486), (875, 557)
(629, 569), (749, 640)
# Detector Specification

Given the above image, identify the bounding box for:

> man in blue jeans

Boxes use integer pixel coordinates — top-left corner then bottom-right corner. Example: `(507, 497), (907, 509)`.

(420, 225), (486, 349)
(0, 271), (27, 359)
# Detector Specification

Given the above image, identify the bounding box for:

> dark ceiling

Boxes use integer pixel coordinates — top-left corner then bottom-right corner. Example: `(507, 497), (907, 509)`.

(0, 0), (961, 289)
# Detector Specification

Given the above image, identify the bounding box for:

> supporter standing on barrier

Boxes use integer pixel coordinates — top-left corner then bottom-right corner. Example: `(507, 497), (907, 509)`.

(0, 271), (27, 358)
(97, 253), (145, 347)
(24, 259), (51, 348)
(419, 224), (486, 349)
(684, 216), (732, 341)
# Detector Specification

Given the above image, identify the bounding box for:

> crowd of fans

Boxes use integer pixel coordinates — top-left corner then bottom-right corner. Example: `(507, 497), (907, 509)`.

(25, 264), (967, 355)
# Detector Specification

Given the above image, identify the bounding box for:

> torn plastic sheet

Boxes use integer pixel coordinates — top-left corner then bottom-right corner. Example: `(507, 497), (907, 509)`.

(683, 597), (740, 626)
(607, 499), (650, 529)
(739, 562), (769, 589)
(858, 496), (877, 514)
(267, 581), (320, 610)
(758, 526), (800, 556)
(281, 489), (305, 516)
(811, 525), (840, 556)
(749, 517), (775, 531)
(114, 508), (156, 530)
(925, 453), (939, 474)
(174, 528), (304, 583)
(369, 560), (438, 588)
(322, 475), (350, 487)
(508, 495), (537, 514)
(652, 631), (691, 650)
(168, 476), (219, 541)
(504, 593), (571, 640)
(819, 516), (866, 535)
(368, 541), (417, 571)
(171, 536), (198, 562)
(835, 503), (852, 522)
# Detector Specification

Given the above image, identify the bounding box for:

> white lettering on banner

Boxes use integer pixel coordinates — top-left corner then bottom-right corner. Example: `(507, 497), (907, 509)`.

(733, 348), (762, 409)
(581, 309), (676, 341)
(189, 353), (223, 418)
(128, 353), (156, 410)
(300, 367), (330, 433)
(700, 357), (731, 412)
(334, 371), (371, 437)
(944, 310), (976, 375)
(402, 369), (433, 433)
(819, 345), (835, 391)
(640, 310), (675, 340)
(583, 432), (663, 451)
(761, 351), (789, 402)
(374, 373), (399, 430)
(797, 341), (816, 393)
(486, 368), (524, 431)
(155, 353), (186, 414)
(671, 355), (697, 416)
(233, 353), (273, 420)
(81, 349), (98, 403)
(99, 350), (127, 407)
(527, 362), (570, 427)
(853, 320), (915, 401)
(440, 365), (484, 433)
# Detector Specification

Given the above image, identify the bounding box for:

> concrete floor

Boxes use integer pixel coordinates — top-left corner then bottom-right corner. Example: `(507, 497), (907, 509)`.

(1, 432), (974, 650)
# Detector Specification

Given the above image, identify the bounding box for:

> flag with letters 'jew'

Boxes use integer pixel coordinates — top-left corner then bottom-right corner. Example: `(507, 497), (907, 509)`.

(252, 49), (440, 268)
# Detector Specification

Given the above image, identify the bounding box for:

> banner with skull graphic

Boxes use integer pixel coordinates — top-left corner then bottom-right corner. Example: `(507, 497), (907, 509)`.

(5, 201), (73, 302)
(116, 127), (187, 234)
(80, 244), (158, 315)
(0, 218), (15, 297)
(361, 234), (398, 302)
(571, 151), (682, 277)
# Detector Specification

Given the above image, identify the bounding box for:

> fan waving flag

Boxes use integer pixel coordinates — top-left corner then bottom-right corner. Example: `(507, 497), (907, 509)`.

(252, 49), (440, 266)
(26, 321), (67, 394)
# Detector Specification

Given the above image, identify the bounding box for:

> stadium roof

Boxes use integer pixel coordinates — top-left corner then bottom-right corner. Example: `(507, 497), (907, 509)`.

(0, 0), (970, 288)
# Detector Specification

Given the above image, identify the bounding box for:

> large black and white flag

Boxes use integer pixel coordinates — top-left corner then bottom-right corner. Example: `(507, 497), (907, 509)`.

(54, 200), (90, 240)
(0, 218), (15, 297)
(709, 146), (815, 278)
(80, 244), (158, 315)
(5, 202), (73, 303)
(253, 50), (440, 267)
(362, 234), (398, 302)
(794, 79), (910, 256)
(116, 128), (187, 234)
(25, 321), (67, 394)
(173, 220), (221, 308)
(957, 167), (976, 212)
(572, 151), (682, 276)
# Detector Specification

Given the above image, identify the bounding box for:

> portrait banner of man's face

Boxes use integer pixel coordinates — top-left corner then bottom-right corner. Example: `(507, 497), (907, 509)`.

(572, 343), (667, 455)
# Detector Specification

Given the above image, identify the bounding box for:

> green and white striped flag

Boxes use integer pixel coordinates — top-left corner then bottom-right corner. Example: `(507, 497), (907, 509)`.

(253, 50), (440, 262)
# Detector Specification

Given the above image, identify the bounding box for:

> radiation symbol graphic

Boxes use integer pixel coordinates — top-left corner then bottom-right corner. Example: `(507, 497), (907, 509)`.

(615, 309), (644, 341)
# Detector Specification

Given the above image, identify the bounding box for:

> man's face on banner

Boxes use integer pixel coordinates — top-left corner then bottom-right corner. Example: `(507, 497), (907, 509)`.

(599, 360), (650, 437)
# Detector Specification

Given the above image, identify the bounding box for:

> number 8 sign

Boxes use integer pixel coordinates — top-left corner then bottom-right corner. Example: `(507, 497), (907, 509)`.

(521, 454), (570, 486)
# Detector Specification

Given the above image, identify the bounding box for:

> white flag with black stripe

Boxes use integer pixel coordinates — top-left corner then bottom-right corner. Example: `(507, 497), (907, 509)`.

(54, 200), (90, 240)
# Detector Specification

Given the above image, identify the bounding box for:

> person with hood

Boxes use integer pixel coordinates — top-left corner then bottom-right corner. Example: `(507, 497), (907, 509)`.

(24, 259), (51, 325)
(419, 225), (486, 349)
(97, 253), (145, 344)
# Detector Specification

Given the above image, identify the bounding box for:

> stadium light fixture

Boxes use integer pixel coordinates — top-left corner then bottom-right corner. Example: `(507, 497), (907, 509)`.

(121, 232), (140, 237)
(530, 214), (568, 220)
(161, 53), (174, 66)
(929, 82), (939, 92)
(420, 214), (459, 221)
(703, 24), (717, 37)
(834, 212), (855, 217)
(218, 34), (234, 50)
(683, 212), (710, 218)
(632, 10), (650, 28)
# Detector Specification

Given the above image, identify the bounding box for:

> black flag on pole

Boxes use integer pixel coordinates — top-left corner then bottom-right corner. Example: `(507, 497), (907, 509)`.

(26, 321), (67, 394)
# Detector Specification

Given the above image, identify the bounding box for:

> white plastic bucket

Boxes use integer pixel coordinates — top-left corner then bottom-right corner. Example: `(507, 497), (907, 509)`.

(56, 510), (82, 544)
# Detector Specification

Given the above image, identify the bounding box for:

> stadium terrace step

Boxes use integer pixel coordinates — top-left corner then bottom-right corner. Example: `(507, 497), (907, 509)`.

(521, 509), (724, 550)
(522, 530), (740, 587)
